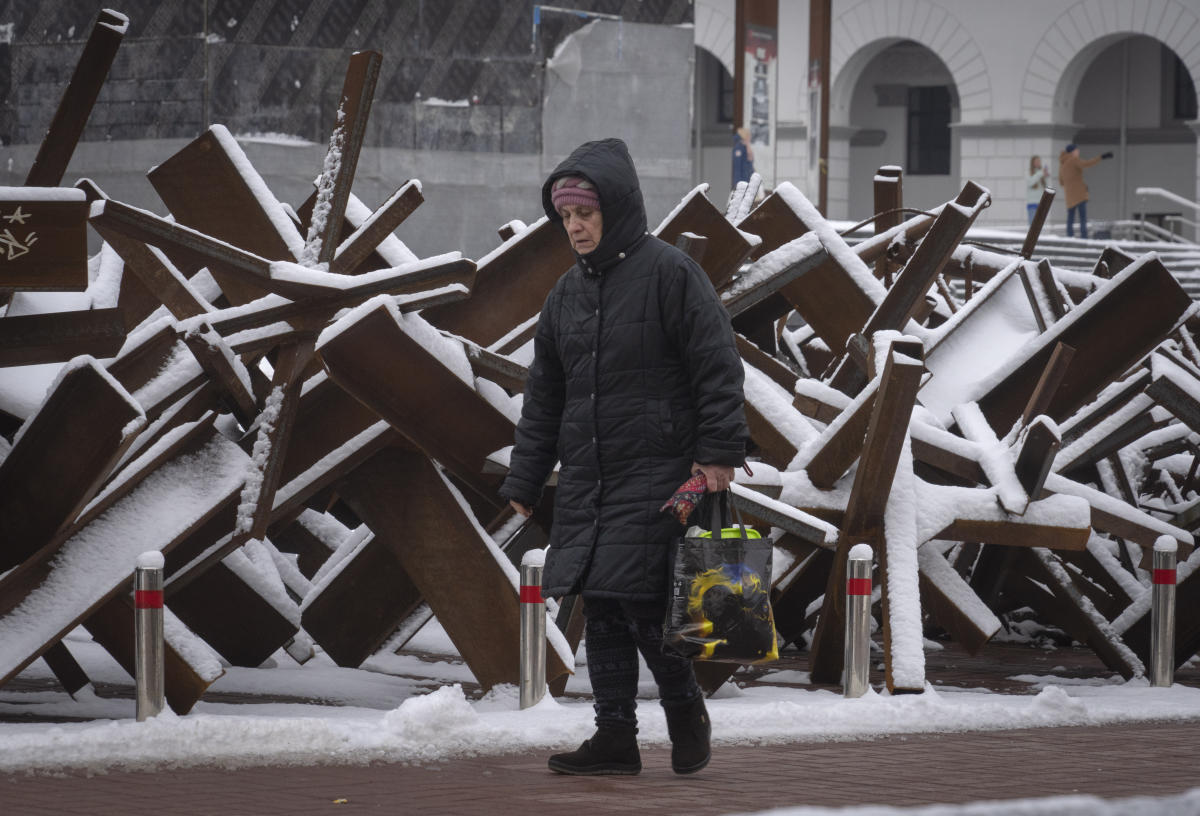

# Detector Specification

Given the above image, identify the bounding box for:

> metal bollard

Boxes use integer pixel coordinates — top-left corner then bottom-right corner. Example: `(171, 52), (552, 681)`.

(1151, 536), (1178, 688)
(519, 549), (546, 709)
(843, 543), (873, 698)
(135, 551), (165, 721)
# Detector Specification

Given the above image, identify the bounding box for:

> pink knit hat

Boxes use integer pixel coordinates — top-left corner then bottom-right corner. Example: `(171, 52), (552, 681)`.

(551, 176), (600, 212)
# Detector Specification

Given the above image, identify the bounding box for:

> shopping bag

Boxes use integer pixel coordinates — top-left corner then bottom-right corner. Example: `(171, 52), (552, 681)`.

(662, 490), (779, 664)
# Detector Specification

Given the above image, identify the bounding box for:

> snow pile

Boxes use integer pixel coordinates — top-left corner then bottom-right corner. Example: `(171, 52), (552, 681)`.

(734, 788), (1200, 816)
(4, 627), (1200, 775)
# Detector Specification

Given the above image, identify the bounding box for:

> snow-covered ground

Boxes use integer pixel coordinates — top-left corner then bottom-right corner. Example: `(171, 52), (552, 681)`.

(3, 618), (1200, 816)
(734, 789), (1200, 816)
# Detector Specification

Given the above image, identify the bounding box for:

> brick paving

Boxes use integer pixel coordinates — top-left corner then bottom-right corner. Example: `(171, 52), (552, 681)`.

(1, 640), (1199, 815)
(2, 720), (1199, 815)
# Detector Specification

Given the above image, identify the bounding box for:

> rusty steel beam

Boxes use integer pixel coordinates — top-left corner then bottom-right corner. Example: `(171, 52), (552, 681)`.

(148, 127), (302, 304)
(24, 10), (127, 187)
(809, 345), (924, 685)
(317, 301), (512, 508)
(0, 360), (142, 572)
(422, 218), (574, 347)
(311, 51), (382, 267)
(1020, 187), (1056, 260)
(337, 446), (571, 690)
(330, 182), (424, 275)
(0, 309), (125, 367)
(977, 256), (1192, 431)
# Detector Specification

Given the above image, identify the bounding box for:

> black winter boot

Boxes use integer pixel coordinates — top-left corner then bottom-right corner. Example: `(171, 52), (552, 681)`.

(662, 695), (711, 774)
(548, 727), (642, 775)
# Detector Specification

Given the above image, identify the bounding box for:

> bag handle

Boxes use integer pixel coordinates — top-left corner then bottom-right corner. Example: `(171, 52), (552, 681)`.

(708, 489), (725, 536)
(708, 489), (751, 541)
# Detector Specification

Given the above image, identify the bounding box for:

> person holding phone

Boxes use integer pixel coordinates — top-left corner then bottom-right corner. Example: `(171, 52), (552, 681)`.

(1059, 143), (1114, 239)
(1026, 155), (1050, 223)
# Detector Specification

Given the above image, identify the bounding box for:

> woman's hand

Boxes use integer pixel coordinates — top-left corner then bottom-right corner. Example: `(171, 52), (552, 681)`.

(509, 500), (533, 518)
(692, 462), (735, 492)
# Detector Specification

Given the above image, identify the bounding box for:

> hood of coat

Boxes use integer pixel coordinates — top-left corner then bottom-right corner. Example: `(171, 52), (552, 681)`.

(542, 137), (648, 270)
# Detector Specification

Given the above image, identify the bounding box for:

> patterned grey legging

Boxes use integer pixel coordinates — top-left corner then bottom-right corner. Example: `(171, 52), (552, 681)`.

(582, 596), (702, 729)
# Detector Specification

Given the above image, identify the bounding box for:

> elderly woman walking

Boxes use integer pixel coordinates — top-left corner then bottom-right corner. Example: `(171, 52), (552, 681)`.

(500, 138), (749, 776)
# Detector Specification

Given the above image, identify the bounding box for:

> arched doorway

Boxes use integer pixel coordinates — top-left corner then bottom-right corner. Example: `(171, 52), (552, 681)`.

(842, 39), (960, 220)
(1062, 34), (1198, 233)
(693, 45), (738, 207)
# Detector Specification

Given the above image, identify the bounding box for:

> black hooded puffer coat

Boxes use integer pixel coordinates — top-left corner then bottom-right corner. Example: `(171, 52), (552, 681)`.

(500, 138), (749, 601)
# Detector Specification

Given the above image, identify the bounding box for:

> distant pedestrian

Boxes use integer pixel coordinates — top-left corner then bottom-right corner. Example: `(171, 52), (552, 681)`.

(732, 127), (755, 187)
(1059, 143), (1113, 239)
(1026, 155), (1049, 224)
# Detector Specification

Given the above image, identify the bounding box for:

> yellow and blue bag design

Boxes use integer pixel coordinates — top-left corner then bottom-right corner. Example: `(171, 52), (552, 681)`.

(663, 492), (779, 664)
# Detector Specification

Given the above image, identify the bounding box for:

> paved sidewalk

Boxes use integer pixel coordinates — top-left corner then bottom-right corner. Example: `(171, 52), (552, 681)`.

(3, 719), (1199, 815)
(3, 641), (1198, 814)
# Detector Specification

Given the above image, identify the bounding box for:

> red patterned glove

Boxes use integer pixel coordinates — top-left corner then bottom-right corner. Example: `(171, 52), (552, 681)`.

(659, 472), (708, 524)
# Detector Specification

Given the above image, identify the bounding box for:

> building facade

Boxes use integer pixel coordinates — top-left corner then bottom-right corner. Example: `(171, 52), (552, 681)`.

(694, 0), (1200, 236)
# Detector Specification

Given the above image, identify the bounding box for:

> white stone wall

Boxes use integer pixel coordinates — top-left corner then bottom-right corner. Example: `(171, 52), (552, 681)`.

(774, 132), (810, 200)
(828, 130), (852, 220)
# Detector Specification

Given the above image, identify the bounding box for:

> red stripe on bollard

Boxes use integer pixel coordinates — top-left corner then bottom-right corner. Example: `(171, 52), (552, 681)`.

(1153, 569), (1177, 585)
(135, 589), (163, 609)
(847, 577), (872, 596)
(520, 585), (543, 604)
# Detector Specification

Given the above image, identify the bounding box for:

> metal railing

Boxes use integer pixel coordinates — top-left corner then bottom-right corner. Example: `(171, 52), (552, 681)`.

(1108, 218), (1190, 243)
(1136, 187), (1200, 243)
(1165, 214), (1199, 234)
